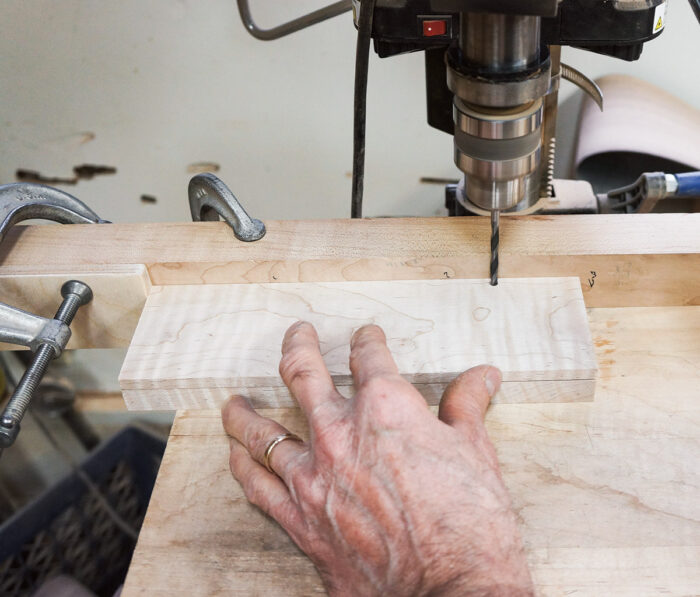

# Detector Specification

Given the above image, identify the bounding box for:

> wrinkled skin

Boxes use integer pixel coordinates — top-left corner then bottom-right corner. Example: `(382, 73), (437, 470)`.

(222, 322), (534, 597)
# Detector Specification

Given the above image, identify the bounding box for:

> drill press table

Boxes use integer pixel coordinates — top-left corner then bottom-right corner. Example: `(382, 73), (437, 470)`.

(1, 214), (698, 595)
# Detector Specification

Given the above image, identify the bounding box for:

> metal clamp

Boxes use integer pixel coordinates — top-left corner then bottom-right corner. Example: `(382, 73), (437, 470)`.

(0, 183), (105, 452)
(0, 181), (106, 355)
(0, 281), (93, 450)
(189, 173), (266, 242)
(0, 183), (108, 245)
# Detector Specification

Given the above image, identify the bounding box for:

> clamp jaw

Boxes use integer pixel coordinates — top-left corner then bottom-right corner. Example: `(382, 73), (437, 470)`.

(0, 182), (107, 245)
(189, 173), (266, 242)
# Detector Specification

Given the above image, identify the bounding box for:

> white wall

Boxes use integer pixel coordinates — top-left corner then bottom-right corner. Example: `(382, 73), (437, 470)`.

(1, 0), (698, 223)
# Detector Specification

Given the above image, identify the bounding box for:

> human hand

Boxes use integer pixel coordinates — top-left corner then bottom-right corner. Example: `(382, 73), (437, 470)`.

(222, 322), (533, 596)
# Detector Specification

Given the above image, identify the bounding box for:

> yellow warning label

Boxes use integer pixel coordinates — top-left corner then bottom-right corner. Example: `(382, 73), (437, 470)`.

(653, 3), (667, 34)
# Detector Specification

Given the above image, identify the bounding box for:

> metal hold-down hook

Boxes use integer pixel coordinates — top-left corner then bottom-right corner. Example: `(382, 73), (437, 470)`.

(188, 173), (266, 242)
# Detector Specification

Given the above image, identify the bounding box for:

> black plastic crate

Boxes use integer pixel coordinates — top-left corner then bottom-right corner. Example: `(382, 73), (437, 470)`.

(0, 426), (166, 597)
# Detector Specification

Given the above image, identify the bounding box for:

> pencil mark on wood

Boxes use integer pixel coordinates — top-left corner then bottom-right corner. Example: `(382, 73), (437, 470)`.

(588, 271), (597, 288)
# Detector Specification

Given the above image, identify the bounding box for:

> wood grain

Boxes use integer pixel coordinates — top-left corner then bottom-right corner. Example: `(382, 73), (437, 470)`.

(119, 278), (597, 409)
(0, 265), (151, 350)
(122, 306), (700, 597)
(1, 216), (698, 308)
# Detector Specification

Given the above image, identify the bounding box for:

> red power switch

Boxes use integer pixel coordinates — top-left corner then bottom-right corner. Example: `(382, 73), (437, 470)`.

(422, 19), (447, 37)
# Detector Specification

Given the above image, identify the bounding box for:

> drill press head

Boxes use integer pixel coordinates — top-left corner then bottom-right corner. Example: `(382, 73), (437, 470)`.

(360, 0), (668, 282)
(447, 11), (550, 215)
(364, 0), (669, 216)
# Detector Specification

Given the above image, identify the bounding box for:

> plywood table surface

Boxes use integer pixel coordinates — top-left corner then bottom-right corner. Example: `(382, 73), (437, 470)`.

(123, 306), (700, 597)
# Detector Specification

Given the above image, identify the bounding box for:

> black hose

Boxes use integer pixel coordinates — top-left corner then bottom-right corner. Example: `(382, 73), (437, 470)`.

(351, 0), (377, 219)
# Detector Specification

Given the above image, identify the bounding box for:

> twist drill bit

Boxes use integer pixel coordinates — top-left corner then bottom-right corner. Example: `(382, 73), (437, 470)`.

(490, 210), (499, 286)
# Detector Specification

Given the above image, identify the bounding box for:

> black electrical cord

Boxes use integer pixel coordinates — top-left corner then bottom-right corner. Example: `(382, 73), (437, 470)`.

(351, 0), (377, 219)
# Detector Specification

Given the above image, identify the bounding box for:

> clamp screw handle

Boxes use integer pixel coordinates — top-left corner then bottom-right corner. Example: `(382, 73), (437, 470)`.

(57, 281), (93, 324)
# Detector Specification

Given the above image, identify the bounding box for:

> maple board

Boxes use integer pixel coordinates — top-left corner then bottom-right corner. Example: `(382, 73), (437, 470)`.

(119, 277), (596, 409)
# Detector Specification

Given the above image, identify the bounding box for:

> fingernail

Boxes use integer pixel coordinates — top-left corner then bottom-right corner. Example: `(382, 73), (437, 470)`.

(350, 327), (362, 349)
(288, 321), (304, 334)
(484, 367), (501, 398)
(282, 322), (303, 352)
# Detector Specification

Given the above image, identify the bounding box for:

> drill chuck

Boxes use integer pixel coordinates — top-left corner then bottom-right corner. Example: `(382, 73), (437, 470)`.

(452, 98), (543, 212)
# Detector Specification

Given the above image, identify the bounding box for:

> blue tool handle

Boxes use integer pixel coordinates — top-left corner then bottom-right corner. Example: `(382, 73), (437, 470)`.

(675, 172), (700, 197)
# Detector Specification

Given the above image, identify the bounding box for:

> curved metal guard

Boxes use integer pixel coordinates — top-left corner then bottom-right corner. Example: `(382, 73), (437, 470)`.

(0, 183), (107, 245)
(236, 0), (352, 41)
(188, 173), (266, 242)
(561, 64), (604, 111)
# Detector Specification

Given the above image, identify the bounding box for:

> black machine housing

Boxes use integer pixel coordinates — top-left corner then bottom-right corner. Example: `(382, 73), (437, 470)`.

(367, 0), (667, 134)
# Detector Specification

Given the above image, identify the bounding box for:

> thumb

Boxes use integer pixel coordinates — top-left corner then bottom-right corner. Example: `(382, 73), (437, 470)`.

(438, 365), (501, 431)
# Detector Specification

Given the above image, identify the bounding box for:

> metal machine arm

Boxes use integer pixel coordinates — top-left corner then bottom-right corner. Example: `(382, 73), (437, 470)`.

(236, 0), (352, 41)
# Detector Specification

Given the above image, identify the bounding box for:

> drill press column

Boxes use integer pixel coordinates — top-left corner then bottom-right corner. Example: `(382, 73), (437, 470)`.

(447, 12), (551, 284)
(461, 13), (540, 73)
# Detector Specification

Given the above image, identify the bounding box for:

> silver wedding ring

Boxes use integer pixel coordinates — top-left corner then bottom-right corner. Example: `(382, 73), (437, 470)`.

(263, 432), (303, 474)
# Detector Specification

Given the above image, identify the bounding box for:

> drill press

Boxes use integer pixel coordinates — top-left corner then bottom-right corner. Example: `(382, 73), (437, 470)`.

(362, 0), (671, 284)
(235, 0), (691, 282)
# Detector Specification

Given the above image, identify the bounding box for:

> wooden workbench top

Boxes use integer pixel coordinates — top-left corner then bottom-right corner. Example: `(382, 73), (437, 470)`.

(122, 305), (700, 596)
(1, 216), (699, 314)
